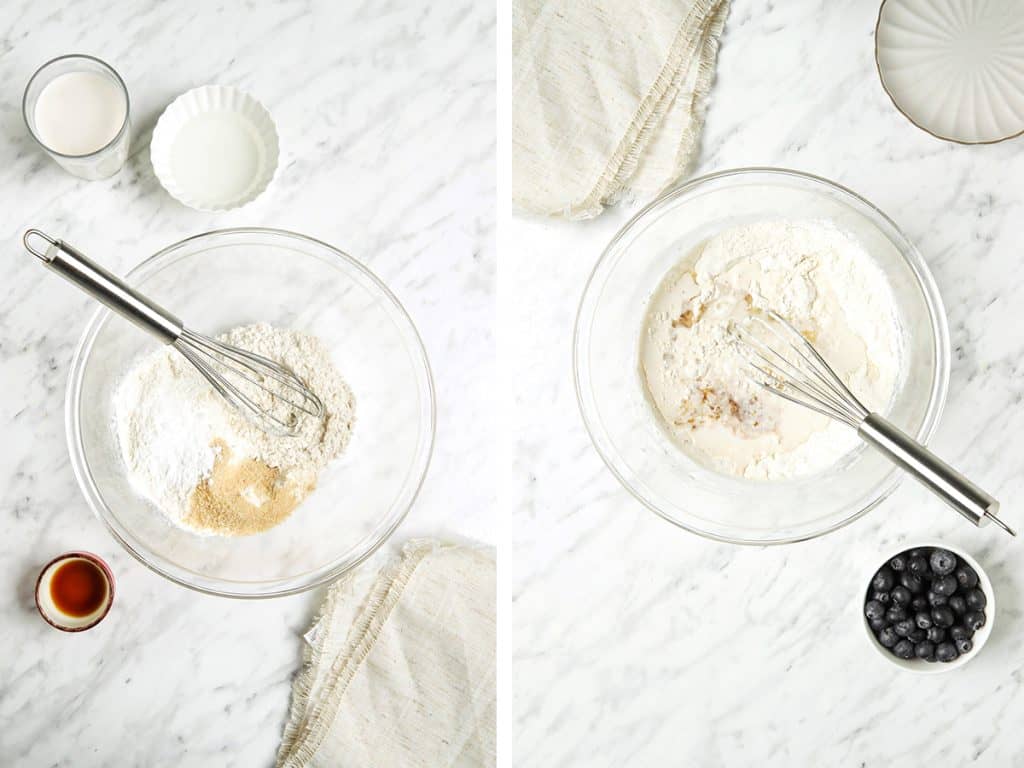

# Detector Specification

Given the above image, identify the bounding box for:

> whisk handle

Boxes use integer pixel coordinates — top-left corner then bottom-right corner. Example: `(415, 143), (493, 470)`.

(859, 413), (1005, 531)
(24, 230), (182, 343)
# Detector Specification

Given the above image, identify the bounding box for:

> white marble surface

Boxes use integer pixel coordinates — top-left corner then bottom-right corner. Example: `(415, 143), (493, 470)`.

(0, 1), (494, 766)
(510, 1), (1024, 766)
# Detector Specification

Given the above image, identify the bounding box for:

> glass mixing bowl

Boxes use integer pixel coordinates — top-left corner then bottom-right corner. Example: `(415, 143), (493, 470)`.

(67, 228), (435, 597)
(574, 168), (950, 545)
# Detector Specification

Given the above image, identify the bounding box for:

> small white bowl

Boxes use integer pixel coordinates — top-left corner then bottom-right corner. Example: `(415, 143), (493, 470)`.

(863, 542), (994, 673)
(150, 85), (279, 211)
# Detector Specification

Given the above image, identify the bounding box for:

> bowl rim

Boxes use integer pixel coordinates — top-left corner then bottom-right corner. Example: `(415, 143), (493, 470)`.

(861, 542), (994, 673)
(65, 227), (436, 598)
(573, 166), (951, 545)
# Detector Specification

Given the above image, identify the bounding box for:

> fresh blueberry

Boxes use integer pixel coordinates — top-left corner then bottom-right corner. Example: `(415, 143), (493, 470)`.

(907, 627), (927, 643)
(915, 640), (936, 661)
(908, 556), (929, 577)
(955, 637), (973, 655)
(955, 566), (979, 590)
(889, 554), (907, 572)
(878, 626), (898, 648)
(964, 610), (986, 632)
(900, 572), (924, 593)
(872, 567), (896, 592)
(892, 639), (915, 659)
(914, 611), (933, 630)
(950, 625), (972, 642)
(926, 626), (946, 644)
(927, 590), (948, 607)
(910, 595), (928, 611)
(869, 617), (888, 633)
(891, 586), (912, 606)
(872, 590), (892, 605)
(947, 595), (967, 615)
(886, 606), (907, 623)
(935, 641), (959, 662)
(894, 618), (915, 637)
(931, 575), (958, 597)
(930, 549), (957, 576)
(965, 588), (987, 611)
(932, 605), (955, 628)
(865, 600), (887, 621)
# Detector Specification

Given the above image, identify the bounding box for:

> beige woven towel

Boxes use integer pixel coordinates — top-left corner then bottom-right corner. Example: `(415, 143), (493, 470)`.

(513, 0), (730, 219)
(277, 541), (496, 768)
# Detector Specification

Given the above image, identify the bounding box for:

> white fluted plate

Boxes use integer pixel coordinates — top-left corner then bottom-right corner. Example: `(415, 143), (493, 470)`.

(151, 85), (279, 211)
(875, 0), (1024, 144)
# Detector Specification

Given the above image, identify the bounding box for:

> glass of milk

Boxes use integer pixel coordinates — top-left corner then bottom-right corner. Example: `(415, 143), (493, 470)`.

(23, 55), (131, 180)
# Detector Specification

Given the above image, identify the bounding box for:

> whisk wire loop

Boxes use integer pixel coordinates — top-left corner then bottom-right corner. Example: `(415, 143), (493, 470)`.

(734, 311), (869, 427)
(179, 329), (324, 418)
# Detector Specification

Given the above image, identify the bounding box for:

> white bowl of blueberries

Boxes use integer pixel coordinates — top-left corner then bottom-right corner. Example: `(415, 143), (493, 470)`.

(863, 543), (993, 672)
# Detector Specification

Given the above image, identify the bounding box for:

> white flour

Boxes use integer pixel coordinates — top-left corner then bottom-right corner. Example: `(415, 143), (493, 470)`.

(114, 323), (355, 533)
(640, 219), (901, 479)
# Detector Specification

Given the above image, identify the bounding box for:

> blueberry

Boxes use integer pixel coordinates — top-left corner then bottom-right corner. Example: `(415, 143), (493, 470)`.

(865, 600), (887, 620)
(935, 641), (959, 662)
(965, 588), (987, 611)
(891, 586), (912, 606)
(872, 567), (896, 592)
(889, 554), (907, 572)
(928, 590), (948, 607)
(947, 595), (967, 615)
(915, 640), (936, 661)
(908, 556), (929, 577)
(908, 548), (927, 558)
(930, 549), (957, 576)
(894, 618), (915, 637)
(955, 565), (979, 589)
(910, 595), (928, 611)
(878, 626), (898, 648)
(932, 575), (958, 597)
(926, 626), (946, 643)
(886, 606), (907, 623)
(932, 605), (955, 628)
(872, 590), (892, 605)
(955, 637), (973, 655)
(893, 639), (915, 659)
(900, 572), (925, 593)
(964, 610), (986, 632)
(869, 617), (888, 633)
(907, 627), (927, 643)
(950, 625), (972, 642)
(914, 611), (933, 630)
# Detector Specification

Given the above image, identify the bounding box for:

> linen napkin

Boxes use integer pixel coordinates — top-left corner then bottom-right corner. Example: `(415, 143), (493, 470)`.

(277, 540), (496, 768)
(513, 0), (730, 219)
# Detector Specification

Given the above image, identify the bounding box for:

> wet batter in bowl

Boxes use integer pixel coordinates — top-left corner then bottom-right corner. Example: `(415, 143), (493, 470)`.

(640, 219), (901, 479)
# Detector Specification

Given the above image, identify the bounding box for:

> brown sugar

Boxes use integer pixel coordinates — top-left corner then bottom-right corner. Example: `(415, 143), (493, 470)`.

(183, 440), (315, 536)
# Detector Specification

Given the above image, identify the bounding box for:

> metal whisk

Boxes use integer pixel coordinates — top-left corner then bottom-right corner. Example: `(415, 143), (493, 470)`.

(733, 310), (1014, 537)
(24, 230), (323, 436)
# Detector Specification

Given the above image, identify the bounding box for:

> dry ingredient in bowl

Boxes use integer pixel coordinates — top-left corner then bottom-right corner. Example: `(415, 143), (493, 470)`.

(640, 219), (901, 480)
(115, 323), (355, 536)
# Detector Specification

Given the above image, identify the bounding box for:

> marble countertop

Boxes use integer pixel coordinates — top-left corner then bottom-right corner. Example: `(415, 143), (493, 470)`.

(510, 1), (1024, 766)
(0, 1), (494, 766)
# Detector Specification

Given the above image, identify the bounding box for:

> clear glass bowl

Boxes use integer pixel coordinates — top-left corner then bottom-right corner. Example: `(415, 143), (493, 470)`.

(574, 168), (950, 545)
(67, 228), (435, 597)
